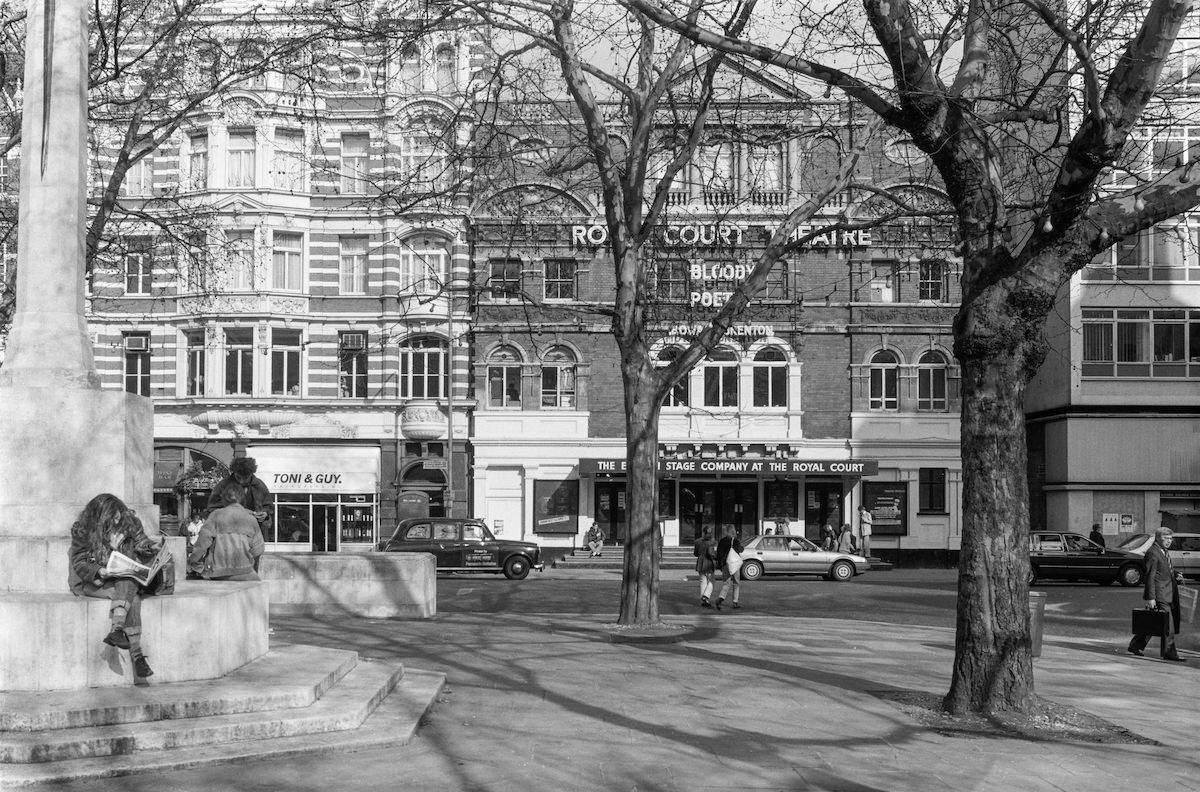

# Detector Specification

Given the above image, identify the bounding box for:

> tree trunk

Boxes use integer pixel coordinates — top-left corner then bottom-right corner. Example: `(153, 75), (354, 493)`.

(617, 357), (662, 625)
(944, 287), (1041, 715)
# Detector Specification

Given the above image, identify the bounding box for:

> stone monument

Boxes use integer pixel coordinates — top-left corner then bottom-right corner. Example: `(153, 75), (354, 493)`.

(0, 0), (267, 690)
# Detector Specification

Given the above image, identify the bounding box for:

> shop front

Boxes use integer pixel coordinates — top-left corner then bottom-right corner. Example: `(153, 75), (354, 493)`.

(249, 445), (381, 552)
(580, 456), (880, 545)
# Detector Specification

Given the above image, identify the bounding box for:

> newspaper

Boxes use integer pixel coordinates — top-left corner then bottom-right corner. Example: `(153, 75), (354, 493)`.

(104, 544), (172, 587)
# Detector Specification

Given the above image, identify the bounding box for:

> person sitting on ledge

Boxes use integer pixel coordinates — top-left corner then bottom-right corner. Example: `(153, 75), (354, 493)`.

(189, 483), (265, 581)
(68, 493), (160, 678)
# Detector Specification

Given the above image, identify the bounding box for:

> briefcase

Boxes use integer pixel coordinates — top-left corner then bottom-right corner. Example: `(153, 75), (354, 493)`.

(1131, 607), (1170, 637)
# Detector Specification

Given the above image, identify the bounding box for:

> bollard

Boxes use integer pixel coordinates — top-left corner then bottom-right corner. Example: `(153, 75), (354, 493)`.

(1028, 590), (1047, 658)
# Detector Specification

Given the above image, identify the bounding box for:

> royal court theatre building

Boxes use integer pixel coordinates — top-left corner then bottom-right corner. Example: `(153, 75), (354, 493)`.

(470, 73), (966, 564)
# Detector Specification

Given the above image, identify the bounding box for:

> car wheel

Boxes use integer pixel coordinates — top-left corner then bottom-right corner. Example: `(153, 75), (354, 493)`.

(830, 560), (854, 582)
(503, 556), (530, 580)
(1117, 563), (1142, 587)
(741, 560), (763, 581)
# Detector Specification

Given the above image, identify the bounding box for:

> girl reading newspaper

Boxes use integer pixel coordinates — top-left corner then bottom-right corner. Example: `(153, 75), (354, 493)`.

(68, 494), (165, 678)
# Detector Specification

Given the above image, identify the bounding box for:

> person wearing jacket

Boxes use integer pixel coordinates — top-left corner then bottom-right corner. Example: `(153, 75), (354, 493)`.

(837, 523), (856, 554)
(68, 493), (160, 678)
(1128, 527), (1186, 661)
(190, 483), (265, 581)
(693, 526), (718, 608)
(208, 456), (273, 538)
(714, 524), (744, 611)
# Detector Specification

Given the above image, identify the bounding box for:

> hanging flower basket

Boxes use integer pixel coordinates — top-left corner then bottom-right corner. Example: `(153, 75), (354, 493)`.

(175, 461), (229, 494)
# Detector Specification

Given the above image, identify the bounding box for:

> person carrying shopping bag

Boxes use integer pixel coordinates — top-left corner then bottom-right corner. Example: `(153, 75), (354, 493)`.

(714, 524), (744, 611)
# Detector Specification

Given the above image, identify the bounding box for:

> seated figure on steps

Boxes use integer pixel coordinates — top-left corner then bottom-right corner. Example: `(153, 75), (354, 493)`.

(68, 493), (163, 678)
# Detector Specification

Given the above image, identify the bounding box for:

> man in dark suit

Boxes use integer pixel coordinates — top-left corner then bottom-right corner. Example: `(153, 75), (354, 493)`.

(1128, 527), (1186, 662)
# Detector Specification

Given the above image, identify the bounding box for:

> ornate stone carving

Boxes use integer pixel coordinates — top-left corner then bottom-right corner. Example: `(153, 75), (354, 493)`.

(400, 400), (447, 440)
(179, 295), (309, 315)
(224, 98), (259, 125)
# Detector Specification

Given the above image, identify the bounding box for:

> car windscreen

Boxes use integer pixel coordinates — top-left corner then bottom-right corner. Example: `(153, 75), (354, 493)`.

(1117, 534), (1150, 551)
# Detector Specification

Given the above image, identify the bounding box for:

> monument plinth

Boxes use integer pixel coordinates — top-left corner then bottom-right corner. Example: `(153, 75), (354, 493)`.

(0, 0), (268, 690)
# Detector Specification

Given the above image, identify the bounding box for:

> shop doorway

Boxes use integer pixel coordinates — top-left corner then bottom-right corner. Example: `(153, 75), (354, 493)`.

(594, 481), (628, 545)
(312, 504), (338, 552)
(678, 482), (758, 545)
(804, 481), (844, 542)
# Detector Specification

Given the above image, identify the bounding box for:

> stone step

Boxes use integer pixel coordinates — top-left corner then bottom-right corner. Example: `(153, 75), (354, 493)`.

(0, 645), (358, 733)
(0, 649), (401, 764)
(0, 667), (446, 788)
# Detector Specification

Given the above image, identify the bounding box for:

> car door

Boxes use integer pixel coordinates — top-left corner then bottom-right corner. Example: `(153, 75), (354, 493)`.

(429, 521), (463, 567)
(1172, 535), (1200, 577)
(790, 537), (826, 575)
(1031, 533), (1067, 578)
(460, 520), (500, 570)
(1062, 533), (1106, 581)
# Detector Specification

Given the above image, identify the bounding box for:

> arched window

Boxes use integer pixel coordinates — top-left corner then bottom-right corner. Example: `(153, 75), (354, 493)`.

(399, 44), (422, 91)
(869, 350), (899, 410)
(752, 347), (787, 407)
(487, 345), (522, 408)
(656, 346), (688, 407)
(399, 336), (446, 399)
(541, 346), (577, 408)
(702, 347), (739, 407)
(435, 45), (456, 93)
(917, 350), (949, 411)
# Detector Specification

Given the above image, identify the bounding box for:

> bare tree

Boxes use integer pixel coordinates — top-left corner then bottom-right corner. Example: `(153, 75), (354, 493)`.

(620, 0), (1200, 715)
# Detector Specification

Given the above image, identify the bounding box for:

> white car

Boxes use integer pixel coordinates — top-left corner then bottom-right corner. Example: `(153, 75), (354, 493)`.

(1116, 532), (1200, 578)
(738, 534), (869, 582)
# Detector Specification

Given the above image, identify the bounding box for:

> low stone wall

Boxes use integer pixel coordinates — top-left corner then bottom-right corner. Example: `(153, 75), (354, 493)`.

(0, 581), (269, 691)
(259, 552), (436, 619)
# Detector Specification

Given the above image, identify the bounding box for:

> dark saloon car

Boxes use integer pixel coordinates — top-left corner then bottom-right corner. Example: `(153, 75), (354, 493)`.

(376, 518), (543, 579)
(1028, 531), (1144, 586)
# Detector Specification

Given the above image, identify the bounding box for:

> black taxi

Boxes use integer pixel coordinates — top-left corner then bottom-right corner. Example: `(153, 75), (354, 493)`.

(376, 518), (543, 580)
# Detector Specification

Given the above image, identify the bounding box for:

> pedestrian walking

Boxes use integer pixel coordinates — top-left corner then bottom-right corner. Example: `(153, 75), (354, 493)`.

(1089, 523), (1106, 548)
(857, 504), (873, 558)
(714, 524), (744, 611)
(693, 527), (718, 608)
(1128, 527), (1186, 662)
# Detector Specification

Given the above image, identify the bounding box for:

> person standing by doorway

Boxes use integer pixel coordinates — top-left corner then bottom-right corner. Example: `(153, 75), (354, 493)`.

(714, 524), (744, 611)
(693, 526), (718, 608)
(857, 504), (874, 558)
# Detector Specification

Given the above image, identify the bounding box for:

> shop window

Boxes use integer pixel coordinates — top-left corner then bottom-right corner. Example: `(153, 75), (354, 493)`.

(184, 329), (206, 396)
(656, 346), (688, 407)
(271, 231), (303, 291)
(917, 350), (949, 411)
(339, 236), (368, 294)
(399, 235), (448, 296)
(544, 258), (576, 300)
(919, 468), (947, 513)
(488, 257), (522, 299)
(868, 350), (899, 410)
(271, 328), (302, 396)
(541, 346), (577, 408)
(399, 335), (446, 399)
(702, 347), (739, 407)
(124, 241), (152, 295)
(487, 345), (522, 407)
(224, 327), (254, 396)
(123, 333), (151, 396)
(339, 332), (369, 398)
(534, 479), (579, 534)
(752, 347), (787, 407)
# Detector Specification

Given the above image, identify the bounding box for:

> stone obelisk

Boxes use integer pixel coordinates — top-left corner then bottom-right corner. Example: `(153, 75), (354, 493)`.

(0, 0), (155, 597)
